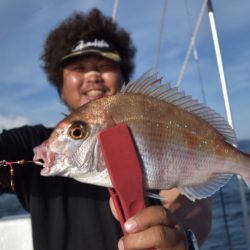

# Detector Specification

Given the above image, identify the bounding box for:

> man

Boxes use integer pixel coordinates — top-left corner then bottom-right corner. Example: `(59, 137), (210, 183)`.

(0, 8), (211, 250)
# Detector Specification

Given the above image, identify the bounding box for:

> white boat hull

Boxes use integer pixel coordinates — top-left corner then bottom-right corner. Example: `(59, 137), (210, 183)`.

(0, 214), (33, 250)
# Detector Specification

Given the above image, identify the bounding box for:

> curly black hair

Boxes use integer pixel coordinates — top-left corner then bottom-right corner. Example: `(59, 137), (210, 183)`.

(41, 8), (136, 95)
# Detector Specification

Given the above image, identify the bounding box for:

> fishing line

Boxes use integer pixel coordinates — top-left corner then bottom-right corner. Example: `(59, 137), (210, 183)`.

(0, 160), (43, 191)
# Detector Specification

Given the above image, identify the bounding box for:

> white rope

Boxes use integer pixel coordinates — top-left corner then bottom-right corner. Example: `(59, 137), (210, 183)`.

(112, 0), (120, 23)
(153, 0), (168, 71)
(176, 0), (208, 87)
(207, 4), (233, 128)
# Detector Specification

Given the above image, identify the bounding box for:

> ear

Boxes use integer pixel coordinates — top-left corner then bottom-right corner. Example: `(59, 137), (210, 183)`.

(60, 93), (69, 110)
(60, 91), (65, 102)
(60, 91), (68, 107)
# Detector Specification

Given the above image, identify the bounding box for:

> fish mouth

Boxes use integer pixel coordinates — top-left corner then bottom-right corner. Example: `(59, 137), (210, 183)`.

(33, 142), (56, 175)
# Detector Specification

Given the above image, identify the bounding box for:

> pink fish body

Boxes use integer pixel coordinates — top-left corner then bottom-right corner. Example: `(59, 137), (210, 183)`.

(34, 72), (250, 201)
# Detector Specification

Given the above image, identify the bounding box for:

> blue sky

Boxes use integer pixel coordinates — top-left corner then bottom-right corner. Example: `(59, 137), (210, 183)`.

(0, 0), (249, 140)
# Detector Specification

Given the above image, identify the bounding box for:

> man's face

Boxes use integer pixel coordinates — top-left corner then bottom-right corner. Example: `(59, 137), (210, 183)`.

(61, 55), (124, 111)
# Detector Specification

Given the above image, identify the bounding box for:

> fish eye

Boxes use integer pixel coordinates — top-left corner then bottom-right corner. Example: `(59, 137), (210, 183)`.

(68, 121), (88, 140)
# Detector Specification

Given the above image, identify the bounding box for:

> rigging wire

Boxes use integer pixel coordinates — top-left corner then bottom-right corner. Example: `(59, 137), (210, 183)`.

(207, 1), (250, 249)
(184, 1), (232, 249)
(203, 1), (233, 248)
(218, 187), (233, 250)
(153, 0), (168, 71)
(112, 0), (120, 23)
(176, 0), (208, 87)
(184, 0), (206, 104)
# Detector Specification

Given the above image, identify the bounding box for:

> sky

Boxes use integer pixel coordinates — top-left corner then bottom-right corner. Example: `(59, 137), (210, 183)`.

(0, 0), (249, 140)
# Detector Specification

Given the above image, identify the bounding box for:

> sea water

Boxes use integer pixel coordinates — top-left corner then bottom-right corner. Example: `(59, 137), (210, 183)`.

(202, 140), (250, 250)
(1, 140), (250, 249)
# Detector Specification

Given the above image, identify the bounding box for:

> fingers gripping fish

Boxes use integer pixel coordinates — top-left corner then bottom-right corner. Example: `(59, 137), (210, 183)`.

(33, 72), (250, 201)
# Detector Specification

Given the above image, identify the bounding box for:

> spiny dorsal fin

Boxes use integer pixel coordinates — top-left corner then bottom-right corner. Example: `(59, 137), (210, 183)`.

(121, 71), (237, 145)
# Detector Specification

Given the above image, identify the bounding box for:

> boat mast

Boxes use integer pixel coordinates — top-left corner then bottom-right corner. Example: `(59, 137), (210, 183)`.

(207, 1), (250, 248)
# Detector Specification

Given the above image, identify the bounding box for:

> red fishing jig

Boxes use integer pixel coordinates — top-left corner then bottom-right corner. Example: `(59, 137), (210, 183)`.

(0, 159), (42, 190)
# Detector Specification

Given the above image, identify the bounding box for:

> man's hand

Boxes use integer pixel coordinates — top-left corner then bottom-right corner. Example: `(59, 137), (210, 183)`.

(110, 188), (212, 249)
(110, 199), (189, 250)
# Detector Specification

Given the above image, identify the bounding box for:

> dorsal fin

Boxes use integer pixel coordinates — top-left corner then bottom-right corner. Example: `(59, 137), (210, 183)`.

(121, 72), (237, 145)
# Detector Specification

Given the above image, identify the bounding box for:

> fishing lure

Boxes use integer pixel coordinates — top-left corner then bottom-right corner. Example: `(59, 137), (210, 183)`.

(0, 159), (43, 190)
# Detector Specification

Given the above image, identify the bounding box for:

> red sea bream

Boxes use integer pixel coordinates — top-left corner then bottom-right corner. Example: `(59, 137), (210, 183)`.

(33, 72), (250, 201)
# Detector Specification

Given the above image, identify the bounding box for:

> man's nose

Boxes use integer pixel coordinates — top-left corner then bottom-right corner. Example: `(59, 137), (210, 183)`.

(84, 71), (102, 84)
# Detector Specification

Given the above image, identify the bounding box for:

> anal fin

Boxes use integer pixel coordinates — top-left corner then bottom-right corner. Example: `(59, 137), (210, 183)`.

(178, 173), (232, 201)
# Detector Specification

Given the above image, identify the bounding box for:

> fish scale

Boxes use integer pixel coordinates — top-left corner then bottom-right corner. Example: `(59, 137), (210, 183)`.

(33, 72), (250, 201)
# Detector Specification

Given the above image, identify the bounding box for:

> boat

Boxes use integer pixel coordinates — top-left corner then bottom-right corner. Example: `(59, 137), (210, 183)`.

(0, 1), (249, 249)
(0, 214), (33, 250)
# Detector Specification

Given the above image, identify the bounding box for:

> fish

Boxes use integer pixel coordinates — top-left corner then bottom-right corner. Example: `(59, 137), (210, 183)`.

(33, 72), (250, 201)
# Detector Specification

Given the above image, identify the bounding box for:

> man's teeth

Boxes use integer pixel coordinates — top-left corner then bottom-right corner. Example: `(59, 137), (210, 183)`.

(86, 90), (104, 97)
